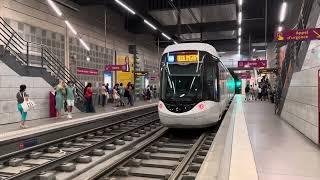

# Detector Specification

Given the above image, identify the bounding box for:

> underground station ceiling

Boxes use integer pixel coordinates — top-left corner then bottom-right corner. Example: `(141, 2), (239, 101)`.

(71, 0), (282, 54)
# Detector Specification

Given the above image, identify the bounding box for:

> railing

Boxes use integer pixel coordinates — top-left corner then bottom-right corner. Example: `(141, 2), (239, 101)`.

(0, 17), (85, 102)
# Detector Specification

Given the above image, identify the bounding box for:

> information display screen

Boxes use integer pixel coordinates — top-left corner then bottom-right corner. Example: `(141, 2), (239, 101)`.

(167, 51), (199, 63)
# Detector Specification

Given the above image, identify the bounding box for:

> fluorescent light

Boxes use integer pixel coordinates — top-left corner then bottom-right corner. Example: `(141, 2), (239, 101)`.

(279, 2), (287, 22)
(238, 0), (243, 6)
(238, 45), (241, 50)
(65, 20), (77, 35)
(143, 19), (157, 30)
(238, 38), (241, 44)
(115, 0), (135, 15)
(256, 50), (266, 52)
(238, 27), (242, 36)
(238, 12), (242, 25)
(173, 41), (178, 44)
(79, 38), (90, 51)
(47, 0), (62, 16)
(161, 33), (171, 40)
(278, 26), (283, 32)
(253, 48), (256, 52)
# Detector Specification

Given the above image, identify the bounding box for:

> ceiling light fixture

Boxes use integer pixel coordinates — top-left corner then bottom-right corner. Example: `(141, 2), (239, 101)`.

(143, 19), (157, 30)
(161, 33), (171, 40)
(173, 41), (178, 44)
(47, 0), (62, 16)
(238, 45), (241, 50)
(115, 0), (136, 15)
(238, 11), (242, 25)
(278, 26), (283, 32)
(279, 2), (287, 22)
(238, 38), (241, 44)
(238, 27), (242, 36)
(79, 38), (90, 51)
(65, 20), (77, 35)
(253, 48), (256, 52)
(238, 0), (243, 6)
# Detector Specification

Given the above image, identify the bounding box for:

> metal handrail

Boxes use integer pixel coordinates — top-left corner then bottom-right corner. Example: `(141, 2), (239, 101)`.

(0, 16), (85, 101)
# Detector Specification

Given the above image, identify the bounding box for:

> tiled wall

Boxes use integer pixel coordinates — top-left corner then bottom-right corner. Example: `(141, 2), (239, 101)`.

(0, 61), (52, 124)
(281, 13), (320, 144)
(0, 0), (160, 85)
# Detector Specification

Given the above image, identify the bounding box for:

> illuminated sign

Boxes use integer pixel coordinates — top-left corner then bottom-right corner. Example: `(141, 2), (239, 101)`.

(77, 67), (98, 75)
(167, 51), (199, 63)
(238, 60), (267, 68)
(258, 68), (278, 74)
(275, 28), (320, 42)
(176, 54), (199, 62)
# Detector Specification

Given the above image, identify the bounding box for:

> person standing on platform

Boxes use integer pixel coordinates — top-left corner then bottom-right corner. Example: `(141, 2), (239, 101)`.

(55, 80), (65, 119)
(129, 83), (135, 106)
(118, 83), (125, 106)
(100, 84), (107, 107)
(66, 81), (76, 119)
(253, 84), (258, 101)
(17, 85), (28, 128)
(84, 83), (95, 113)
(249, 85), (254, 101)
(245, 84), (250, 101)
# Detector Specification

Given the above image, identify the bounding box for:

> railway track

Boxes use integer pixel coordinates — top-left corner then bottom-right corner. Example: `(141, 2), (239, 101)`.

(0, 111), (162, 180)
(90, 127), (218, 180)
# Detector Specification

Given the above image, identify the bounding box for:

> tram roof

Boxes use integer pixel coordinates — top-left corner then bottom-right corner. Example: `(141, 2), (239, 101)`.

(162, 43), (218, 57)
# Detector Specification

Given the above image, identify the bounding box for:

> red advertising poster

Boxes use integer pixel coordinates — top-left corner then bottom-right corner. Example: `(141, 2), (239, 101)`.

(275, 28), (320, 42)
(238, 60), (267, 68)
(76, 67), (98, 75)
(237, 72), (251, 79)
(105, 65), (127, 71)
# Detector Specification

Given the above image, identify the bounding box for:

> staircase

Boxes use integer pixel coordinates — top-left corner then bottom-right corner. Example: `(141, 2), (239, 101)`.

(0, 17), (86, 112)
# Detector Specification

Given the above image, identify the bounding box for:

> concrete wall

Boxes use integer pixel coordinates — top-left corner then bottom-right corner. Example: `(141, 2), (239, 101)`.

(0, 61), (53, 125)
(281, 8), (320, 144)
(0, 0), (160, 85)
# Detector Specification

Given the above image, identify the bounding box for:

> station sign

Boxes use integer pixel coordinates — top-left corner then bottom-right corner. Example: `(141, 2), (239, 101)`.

(237, 72), (251, 79)
(238, 60), (267, 68)
(275, 28), (320, 42)
(105, 65), (128, 72)
(77, 67), (98, 75)
(258, 68), (278, 75)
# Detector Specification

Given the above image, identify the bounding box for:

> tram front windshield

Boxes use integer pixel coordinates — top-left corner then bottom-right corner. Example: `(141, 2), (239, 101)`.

(160, 51), (212, 104)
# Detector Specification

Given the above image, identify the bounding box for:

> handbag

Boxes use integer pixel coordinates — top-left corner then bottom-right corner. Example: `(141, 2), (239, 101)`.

(22, 99), (36, 112)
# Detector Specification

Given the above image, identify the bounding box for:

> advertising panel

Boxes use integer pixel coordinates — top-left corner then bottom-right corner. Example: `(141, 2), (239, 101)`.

(116, 54), (134, 86)
(275, 28), (320, 42)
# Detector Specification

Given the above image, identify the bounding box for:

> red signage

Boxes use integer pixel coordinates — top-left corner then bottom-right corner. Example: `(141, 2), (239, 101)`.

(275, 28), (320, 42)
(105, 65), (128, 72)
(238, 60), (267, 68)
(150, 76), (157, 80)
(76, 67), (98, 75)
(237, 72), (251, 79)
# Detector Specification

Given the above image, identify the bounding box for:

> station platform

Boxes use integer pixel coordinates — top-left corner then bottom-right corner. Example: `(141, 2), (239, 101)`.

(197, 95), (320, 180)
(0, 99), (157, 134)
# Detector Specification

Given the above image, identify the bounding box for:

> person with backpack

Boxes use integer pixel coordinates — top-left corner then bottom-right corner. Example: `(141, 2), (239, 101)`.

(17, 84), (28, 128)
(66, 81), (76, 119)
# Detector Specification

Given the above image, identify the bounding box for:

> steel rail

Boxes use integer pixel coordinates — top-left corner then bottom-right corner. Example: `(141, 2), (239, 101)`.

(0, 110), (157, 161)
(7, 117), (160, 180)
(88, 127), (169, 180)
(168, 133), (207, 180)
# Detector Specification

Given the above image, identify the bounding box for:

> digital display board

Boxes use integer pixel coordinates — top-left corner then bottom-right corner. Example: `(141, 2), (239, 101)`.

(167, 51), (199, 63)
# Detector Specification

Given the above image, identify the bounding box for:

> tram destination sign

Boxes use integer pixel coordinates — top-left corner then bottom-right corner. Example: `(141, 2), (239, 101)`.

(275, 28), (320, 42)
(238, 60), (267, 68)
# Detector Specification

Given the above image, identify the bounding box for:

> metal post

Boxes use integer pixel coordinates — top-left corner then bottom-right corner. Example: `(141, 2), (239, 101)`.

(26, 42), (29, 66)
(264, 0), (268, 60)
(41, 47), (44, 71)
